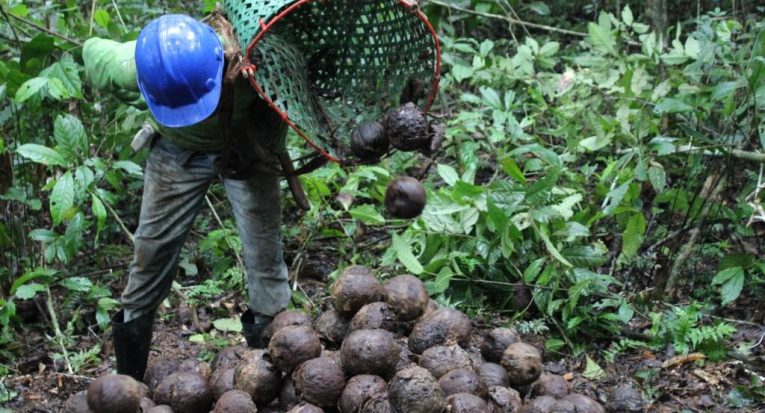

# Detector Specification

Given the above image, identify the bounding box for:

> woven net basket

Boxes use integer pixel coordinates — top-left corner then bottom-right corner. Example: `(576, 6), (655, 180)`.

(222, 0), (441, 164)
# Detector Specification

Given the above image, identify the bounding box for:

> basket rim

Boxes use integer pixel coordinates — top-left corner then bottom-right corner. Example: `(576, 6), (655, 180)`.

(242, 0), (442, 165)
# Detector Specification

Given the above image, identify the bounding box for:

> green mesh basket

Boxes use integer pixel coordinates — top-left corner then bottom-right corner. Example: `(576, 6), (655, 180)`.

(222, 0), (441, 164)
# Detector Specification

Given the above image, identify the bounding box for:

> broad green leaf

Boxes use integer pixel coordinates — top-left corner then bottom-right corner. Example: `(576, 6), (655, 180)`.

(29, 229), (57, 242)
(587, 21), (615, 55)
(486, 199), (508, 231)
(539, 42), (560, 57)
(621, 213), (646, 260)
(178, 257), (198, 276)
(213, 318), (242, 332)
(711, 81), (738, 101)
(437, 164), (459, 186)
(431, 267), (454, 294)
(622, 5), (634, 26)
(91, 193), (107, 233)
(524, 258), (546, 283)
(9, 4), (28, 16)
(479, 40), (494, 57)
(94, 9), (110, 29)
(651, 80), (672, 102)
(40, 55), (83, 99)
(202, 0), (217, 13)
(719, 270), (744, 306)
(500, 157), (526, 184)
(562, 245), (607, 267)
(14, 77), (47, 102)
(633, 22), (650, 34)
(552, 194), (583, 220)
(47, 77), (67, 100)
(583, 356), (607, 380)
(545, 338), (565, 351)
(579, 134), (612, 152)
(528, 2), (550, 16)
(537, 225), (572, 267)
(54, 114), (87, 158)
(15, 283), (46, 300)
(479, 87), (502, 109)
(50, 172), (75, 225)
(749, 30), (765, 88)
(59, 276), (93, 292)
(451, 65), (473, 82)
(648, 165), (666, 192)
(112, 160), (143, 175)
(96, 298), (119, 330)
(617, 302), (634, 323)
(10, 268), (57, 294)
(712, 266), (743, 285)
(393, 233), (423, 275)
(660, 40), (689, 65)
(348, 204), (385, 225)
(189, 334), (205, 343)
(684, 36), (701, 59)
(719, 254), (754, 270)
(603, 180), (631, 215)
(16, 143), (68, 167)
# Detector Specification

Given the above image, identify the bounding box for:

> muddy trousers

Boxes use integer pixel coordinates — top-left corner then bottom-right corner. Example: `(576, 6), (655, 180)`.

(120, 137), (291, 322)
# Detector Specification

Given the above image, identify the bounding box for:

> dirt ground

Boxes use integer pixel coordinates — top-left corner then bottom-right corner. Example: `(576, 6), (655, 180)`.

(2, 282), (764, 412)
(1, 243), (764, 412)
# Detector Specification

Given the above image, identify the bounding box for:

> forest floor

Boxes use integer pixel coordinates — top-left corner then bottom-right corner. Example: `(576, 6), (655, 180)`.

(1, 239), (764, 412)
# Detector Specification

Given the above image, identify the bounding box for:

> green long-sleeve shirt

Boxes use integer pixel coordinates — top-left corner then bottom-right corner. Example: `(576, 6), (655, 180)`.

(82, 37), (285, 153)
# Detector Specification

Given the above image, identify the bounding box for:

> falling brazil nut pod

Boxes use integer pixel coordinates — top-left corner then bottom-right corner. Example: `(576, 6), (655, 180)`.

(384, 103), (431, 151)
(384, 176), (427, 219)
(351, 121), (389, 161)
(223, 0), (441, 164)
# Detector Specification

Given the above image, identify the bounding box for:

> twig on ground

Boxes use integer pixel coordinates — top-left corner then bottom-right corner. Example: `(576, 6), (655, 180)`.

(45, 285), (73, 374)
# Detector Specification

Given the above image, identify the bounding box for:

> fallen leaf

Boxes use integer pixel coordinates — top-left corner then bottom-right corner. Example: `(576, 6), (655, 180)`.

(693, 368), (719, 386)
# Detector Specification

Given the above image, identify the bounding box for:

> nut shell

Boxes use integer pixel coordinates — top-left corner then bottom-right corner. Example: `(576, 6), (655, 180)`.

(233, 349), (282, 405)
(388, 366), (445, 413)
(384, 103), (430, 151)
(340, 375), (388, 413)
(153, 372), (213, 413)
(409, 308), (472, 354)
(419, 345), (474, 379)
(293, 357), (347, 408)
(383, 275), (429, 321)
(341, 329), (400, 379)
(350, 302), (399, 333)
(86, 374), (142, 413)
(384, 177), (427, 219)
(268, 325), (322, 373)
(500, 342), (542, 387)
(212, 390), (258, 413)
(332, 271), (384, 318)
(481, 328), (520, 363)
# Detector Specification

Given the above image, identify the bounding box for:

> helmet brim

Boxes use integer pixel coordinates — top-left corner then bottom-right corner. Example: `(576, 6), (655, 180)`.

(142, 78), (223, 128)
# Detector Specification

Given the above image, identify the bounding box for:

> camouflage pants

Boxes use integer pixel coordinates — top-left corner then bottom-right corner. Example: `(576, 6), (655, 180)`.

(120, 137), (291, 322)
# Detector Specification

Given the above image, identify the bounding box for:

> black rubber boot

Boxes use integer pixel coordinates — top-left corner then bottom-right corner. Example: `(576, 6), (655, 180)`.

(111, 309), (154, 382)
(240, 309), (273, 348)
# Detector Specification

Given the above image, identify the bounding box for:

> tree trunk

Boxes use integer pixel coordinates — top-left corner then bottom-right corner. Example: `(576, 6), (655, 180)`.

(646, 0), (668, 38)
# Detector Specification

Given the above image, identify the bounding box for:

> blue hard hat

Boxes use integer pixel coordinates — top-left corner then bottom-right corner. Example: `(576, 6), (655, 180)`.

(136, 14), (224, 128)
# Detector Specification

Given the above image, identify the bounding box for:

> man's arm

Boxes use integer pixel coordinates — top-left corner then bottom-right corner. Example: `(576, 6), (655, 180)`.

(82, 38), (144, 106)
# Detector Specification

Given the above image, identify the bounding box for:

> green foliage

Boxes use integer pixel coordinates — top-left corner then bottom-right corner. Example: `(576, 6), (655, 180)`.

(1, 0), (763, 377)
(648, 304), (735, 360)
